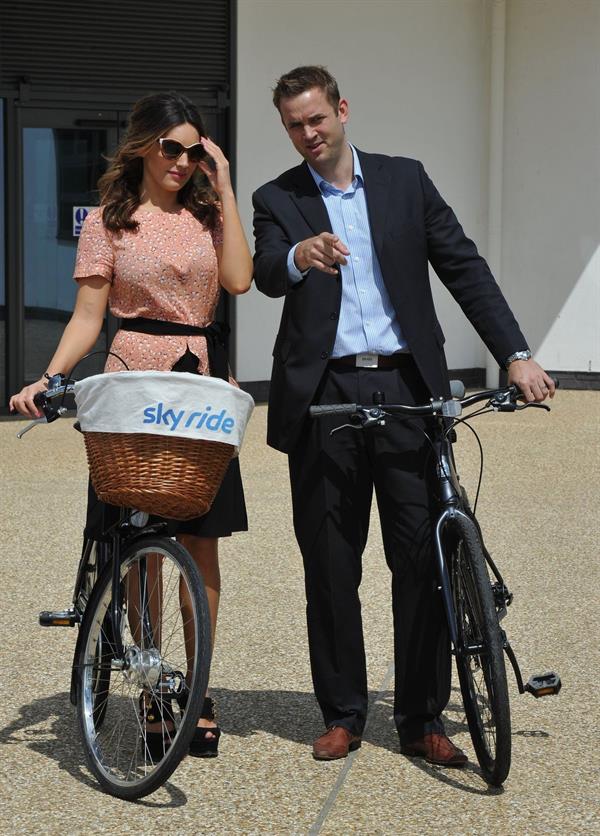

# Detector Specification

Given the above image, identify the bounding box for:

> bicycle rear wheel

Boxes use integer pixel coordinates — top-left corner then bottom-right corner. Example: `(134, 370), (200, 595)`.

(76, 535), (211, 800)
(450, 514), (511, 785)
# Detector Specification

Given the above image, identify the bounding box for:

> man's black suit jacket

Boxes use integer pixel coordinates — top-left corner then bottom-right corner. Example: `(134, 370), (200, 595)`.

(253, 149), (527, 453)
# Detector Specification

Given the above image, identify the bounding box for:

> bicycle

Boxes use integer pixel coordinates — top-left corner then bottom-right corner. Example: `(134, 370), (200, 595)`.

(17, 374), (213, 800)
(309, 380), (561, 786)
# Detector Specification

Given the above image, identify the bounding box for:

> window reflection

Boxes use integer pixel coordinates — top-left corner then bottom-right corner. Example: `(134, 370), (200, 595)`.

(23, 127), (109, 381)
(0, 102), (5, 403)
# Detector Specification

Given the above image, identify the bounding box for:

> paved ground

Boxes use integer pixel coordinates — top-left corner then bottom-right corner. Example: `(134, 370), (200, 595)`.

(1, 390), (599, 834)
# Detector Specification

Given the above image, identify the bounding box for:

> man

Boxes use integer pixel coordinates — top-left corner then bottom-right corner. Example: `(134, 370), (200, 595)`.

(252, 66), (554, 765)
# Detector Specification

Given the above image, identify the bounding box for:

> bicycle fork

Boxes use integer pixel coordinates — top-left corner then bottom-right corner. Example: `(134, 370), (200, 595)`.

(433, 506), (476, 651)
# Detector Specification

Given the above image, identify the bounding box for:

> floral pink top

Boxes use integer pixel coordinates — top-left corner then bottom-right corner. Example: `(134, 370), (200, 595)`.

(73, 207), (224, 375)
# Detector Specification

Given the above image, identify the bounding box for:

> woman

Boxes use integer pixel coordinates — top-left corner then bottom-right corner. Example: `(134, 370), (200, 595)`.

(10, 91), (253, 757)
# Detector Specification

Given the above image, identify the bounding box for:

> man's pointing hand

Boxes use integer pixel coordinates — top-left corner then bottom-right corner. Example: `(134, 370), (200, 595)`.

(294, 233), (350, 275)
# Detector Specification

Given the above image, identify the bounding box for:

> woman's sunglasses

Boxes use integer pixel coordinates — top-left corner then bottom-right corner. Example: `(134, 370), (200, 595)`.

(157, 137), (207, 164)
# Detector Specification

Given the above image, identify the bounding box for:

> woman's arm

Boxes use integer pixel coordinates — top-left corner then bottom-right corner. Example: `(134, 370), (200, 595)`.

(9, 275), (111, 417)
(199, 137), (253, 295)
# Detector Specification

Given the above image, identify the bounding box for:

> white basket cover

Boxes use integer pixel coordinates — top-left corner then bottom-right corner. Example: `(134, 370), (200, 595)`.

(74, 371), (255, 450)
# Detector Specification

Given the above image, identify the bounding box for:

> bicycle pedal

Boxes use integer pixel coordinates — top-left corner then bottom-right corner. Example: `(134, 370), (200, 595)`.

(39, 609), (79, 627)
(524, 671), (561, 697)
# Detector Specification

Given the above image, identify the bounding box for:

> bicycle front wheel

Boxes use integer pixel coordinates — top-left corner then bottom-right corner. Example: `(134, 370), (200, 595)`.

(450, 515), (511, 785)
(76, 535), (211, 800)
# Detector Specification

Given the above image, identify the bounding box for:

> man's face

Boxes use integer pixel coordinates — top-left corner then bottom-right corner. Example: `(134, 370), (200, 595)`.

(278, 86), (348, 171)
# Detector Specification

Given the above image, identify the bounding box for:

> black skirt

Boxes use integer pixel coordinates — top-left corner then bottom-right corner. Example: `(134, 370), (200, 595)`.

(84, 349), (248, 540)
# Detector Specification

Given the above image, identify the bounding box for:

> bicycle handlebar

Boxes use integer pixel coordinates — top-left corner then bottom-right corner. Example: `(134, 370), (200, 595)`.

(309, 403), (358, 417)
(16, 377), (76, 439)
(308, 378), (559, 420)
(34, 380), (76, 416)
(308, 399), (457, 419)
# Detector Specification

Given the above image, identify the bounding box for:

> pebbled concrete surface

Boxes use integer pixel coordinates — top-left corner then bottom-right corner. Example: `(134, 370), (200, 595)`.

(1, 390), (598, 834)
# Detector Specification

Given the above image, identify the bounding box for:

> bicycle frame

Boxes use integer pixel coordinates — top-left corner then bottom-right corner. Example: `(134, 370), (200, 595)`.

(309, 383), (559, 699)
(429, 422), (529, 691)
(18, 370), (217, 798)
(67, 510), (167, 705)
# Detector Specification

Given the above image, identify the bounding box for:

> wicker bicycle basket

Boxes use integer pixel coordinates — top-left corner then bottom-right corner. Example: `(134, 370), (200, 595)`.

(83, 431), (235, 520)
(75, 370), (254, 521)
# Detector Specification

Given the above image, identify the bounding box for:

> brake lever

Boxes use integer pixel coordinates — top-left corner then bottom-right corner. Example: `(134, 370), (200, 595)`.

(16, 416), (47, 439)
(329, 408), (387, 435)
(16, 405), (68, 438)
(330, 422), (363, 435)
(516, 402), (551, 412)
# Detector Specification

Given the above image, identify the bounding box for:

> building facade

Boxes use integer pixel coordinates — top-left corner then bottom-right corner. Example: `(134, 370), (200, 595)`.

(1, 0), (598, 414)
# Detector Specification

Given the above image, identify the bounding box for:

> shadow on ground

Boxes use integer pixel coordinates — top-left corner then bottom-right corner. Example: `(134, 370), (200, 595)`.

(0, 691), (188, 806)
(209, 686), (471, 747)
(212, 685), (553, 795)
(3, 686), (553, 799)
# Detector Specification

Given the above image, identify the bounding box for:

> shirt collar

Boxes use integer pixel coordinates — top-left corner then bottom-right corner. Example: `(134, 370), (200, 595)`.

(307, 144), (363, 195)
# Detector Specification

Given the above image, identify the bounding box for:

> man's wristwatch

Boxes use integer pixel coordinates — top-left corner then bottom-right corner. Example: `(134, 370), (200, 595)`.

(504, 350), (531, 370)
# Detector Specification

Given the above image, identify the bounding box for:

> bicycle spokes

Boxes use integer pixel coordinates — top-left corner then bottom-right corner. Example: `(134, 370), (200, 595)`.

(77, 541), (210, 796)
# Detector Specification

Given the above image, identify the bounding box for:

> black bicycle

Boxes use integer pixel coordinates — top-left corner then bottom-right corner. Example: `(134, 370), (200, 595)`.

(17, 375), (212, 800)
(310, 380), (561, 786)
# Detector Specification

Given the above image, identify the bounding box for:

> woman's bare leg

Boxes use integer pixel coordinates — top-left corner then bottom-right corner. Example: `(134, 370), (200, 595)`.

(178, 534), (220, 734)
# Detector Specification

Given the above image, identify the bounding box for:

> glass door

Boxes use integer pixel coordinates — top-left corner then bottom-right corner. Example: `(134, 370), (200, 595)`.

(20, 108), (124, 382)
(0, 100), (6, 404)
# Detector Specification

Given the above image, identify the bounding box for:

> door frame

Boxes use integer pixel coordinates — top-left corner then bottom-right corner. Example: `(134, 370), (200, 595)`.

(2, 86), (229, 405)
(14, 103), (125, 389)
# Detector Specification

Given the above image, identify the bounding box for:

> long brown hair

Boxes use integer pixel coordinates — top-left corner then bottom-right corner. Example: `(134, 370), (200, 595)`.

(98, 91), (219, 233)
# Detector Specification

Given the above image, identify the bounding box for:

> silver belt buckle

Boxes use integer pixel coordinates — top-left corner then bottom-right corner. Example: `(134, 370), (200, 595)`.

(356, 352), (379, 368)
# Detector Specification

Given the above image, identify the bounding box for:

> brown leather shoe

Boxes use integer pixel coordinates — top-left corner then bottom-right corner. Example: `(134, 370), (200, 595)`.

(401, 733), (468, 767)
(313, 726), (362, 760)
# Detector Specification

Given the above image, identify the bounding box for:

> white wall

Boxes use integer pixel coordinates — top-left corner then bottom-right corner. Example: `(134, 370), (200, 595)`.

(235, 0), (493, 381)
(234, 0), (599, 381)
(502, 0), (600, 372)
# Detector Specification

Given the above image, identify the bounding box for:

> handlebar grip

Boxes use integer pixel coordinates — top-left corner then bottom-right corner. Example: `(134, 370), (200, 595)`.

(449, 380), (465, 400)
(309, 403), (357, 417)
(511, 376), (560, 399)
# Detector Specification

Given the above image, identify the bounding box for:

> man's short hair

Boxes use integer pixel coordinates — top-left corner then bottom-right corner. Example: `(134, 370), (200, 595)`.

(272, 65), (341, 113)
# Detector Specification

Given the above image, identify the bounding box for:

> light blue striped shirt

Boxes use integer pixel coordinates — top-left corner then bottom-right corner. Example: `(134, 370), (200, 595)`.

(287, 144), (407, 357)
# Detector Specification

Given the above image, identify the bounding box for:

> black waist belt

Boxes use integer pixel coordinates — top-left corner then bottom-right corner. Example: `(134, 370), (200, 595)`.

(120, 317), (230, 381)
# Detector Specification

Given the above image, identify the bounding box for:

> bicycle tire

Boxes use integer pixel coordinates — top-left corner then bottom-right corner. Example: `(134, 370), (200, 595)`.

(89, 613), (112, 729)
(87, 543), (113, 729)
(76, 535), (211, 800)
(70, 541), (112, 709)
(449, 514), (511, 785)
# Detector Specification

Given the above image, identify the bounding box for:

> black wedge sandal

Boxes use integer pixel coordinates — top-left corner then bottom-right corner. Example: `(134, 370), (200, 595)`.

(139, 691), (176, 762)
(189, 697), (221, 758)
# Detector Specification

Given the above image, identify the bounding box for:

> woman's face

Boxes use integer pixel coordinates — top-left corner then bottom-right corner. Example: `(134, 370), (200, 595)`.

(142, 122), (202, 193)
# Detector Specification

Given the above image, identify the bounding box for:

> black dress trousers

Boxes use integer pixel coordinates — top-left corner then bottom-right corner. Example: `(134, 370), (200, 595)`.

(288, 358), (451, 742)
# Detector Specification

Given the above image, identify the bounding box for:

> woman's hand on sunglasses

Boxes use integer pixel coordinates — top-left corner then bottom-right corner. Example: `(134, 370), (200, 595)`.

(198, 138), (233, 197)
